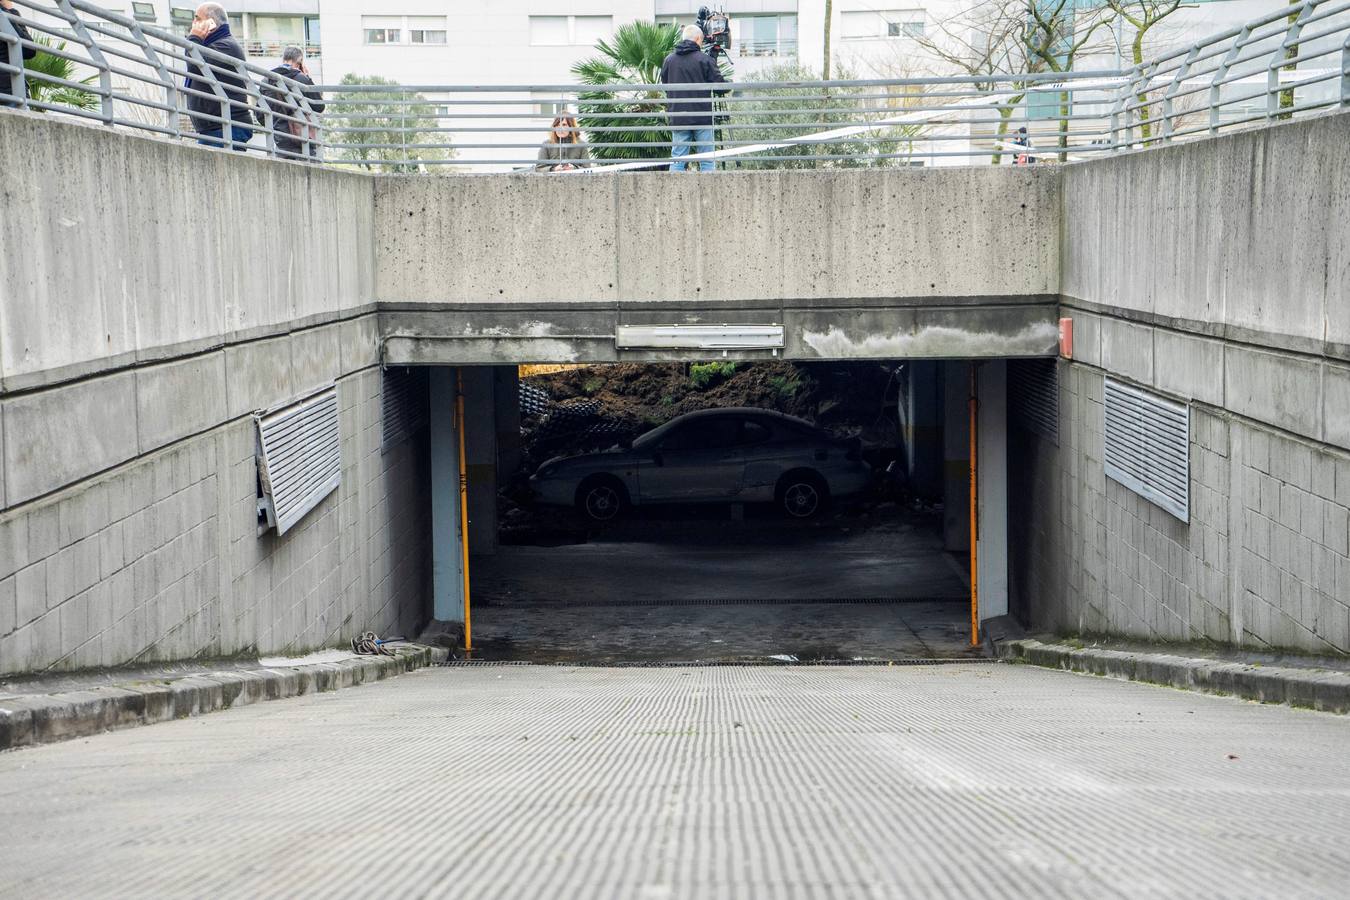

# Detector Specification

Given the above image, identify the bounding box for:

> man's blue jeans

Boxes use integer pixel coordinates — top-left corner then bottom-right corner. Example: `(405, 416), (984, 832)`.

(670, 127), (715, 172)
(197, 125), (253, 151)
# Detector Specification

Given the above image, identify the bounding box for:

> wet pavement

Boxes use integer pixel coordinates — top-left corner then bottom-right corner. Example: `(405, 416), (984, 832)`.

(466, 600), (983, 663)
(469, 511), (976, 663)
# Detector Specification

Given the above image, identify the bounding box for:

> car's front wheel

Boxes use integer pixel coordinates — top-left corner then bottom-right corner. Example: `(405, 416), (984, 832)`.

(576, 476), (628, 522)
(777, 470), (828, 519)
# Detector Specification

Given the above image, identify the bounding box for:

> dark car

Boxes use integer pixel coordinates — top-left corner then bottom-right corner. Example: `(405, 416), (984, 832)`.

(529, 407), (872, 521)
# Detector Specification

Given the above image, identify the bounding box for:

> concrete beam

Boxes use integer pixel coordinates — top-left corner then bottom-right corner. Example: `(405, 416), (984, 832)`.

(380, 300), (1060, 365)
(376, 168), (1062, 305)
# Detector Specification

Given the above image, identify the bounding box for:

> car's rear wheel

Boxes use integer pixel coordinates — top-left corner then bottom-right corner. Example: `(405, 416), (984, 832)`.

(777, 470), (828, 519)
(576, 476), (628, 522)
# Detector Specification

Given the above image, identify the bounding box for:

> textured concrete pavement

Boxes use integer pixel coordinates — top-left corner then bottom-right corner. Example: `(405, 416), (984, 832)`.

(2, 664), (1349, 898)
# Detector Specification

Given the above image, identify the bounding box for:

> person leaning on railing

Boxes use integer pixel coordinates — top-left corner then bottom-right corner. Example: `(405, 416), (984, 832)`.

(535, 114), (591, 172)
(0, 0), (37, 106)
(184, 2), (253, 149)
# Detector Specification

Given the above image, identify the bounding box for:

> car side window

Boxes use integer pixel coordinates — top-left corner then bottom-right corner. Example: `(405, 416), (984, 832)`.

(740, 420), (772, 445)
(660, 418), (742, 451)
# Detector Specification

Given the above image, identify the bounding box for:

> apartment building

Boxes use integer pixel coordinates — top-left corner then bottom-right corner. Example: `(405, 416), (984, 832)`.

(105, 0), (322, 74)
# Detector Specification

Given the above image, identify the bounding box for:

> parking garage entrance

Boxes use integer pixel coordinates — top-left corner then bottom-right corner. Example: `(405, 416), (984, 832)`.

(424, 360), (1014, 663)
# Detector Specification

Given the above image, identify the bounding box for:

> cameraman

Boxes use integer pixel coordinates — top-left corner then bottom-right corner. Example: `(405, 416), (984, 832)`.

(659, 24), (726, 173)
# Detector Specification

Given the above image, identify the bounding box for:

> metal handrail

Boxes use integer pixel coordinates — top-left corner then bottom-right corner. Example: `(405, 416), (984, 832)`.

(2, 0), (1349, 170)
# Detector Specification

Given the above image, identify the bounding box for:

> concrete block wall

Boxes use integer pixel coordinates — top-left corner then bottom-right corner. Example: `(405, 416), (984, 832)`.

(1012, 356), (1350, 655)
(1018, 109), (1350, 655)
(0, 350), (431, 675)
(0, 116), (430, 676)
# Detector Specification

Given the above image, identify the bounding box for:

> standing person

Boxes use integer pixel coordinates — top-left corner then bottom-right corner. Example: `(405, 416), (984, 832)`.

(659, 24), (726, 173)
(0, 0), (37, 106)
(265, 46), (324, 160)
(1014, 127), (1035, 166)
(535, 114), (591, 172)
(184, 3), (253, 149)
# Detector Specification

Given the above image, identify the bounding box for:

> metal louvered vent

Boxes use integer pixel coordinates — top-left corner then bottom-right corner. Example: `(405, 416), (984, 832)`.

(255, 385), (341, 536)
(1103, 379), (1190, 522)
(382, 366), (429, 451)
(1008, 358), (1059, 443)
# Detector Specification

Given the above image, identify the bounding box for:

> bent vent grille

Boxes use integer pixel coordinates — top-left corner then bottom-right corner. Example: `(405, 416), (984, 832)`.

(1008, 358), (1059, 443)
(256, 386), (341, 535)
(382, 366), (429, 451)
(1103, 379), (1189, 522)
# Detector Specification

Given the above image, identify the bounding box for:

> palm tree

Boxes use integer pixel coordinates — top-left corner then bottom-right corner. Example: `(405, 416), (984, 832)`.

(571, 21), (679, 161)
(25, 35), (99, 111)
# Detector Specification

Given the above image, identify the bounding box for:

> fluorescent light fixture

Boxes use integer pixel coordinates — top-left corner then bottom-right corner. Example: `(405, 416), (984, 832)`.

(616, 324), (785, 350)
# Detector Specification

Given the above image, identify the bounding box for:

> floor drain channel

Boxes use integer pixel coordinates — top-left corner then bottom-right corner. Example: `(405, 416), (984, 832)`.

(439, 658), (999, 668)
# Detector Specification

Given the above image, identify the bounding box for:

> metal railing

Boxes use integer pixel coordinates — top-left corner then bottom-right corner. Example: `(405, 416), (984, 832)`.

(0, 0), (323, 160)
(2, 0), (1349, 171)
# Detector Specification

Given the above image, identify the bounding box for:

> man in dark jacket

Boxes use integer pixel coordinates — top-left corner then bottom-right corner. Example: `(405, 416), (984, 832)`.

(0, 0), (38, 105)
(265, 46), (324, 160)
(658, 24), (727, 172)
(184, 3), (253, 149)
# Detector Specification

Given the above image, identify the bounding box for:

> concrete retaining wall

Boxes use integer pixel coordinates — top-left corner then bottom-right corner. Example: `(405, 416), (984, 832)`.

(0, 115), (428, 675)
(1062, 111), (1350, 361)
(1011, 365), (1350, 654)
(1011, 111), (1350, 656)
(0, 334), (432, 675)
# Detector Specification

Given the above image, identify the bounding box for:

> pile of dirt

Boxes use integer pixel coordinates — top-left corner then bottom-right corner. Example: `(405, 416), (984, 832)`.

(516, 361), (905, 472)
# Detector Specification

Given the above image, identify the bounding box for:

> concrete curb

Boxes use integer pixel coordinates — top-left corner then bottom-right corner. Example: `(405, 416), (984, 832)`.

(0, 645), (449, 752)
(1001, 639), (1350, 714)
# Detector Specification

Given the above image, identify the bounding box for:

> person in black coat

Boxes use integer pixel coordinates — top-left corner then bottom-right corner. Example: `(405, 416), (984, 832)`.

(184, 3), (253, 149)
(0, 0), (38, 105)
(658, 25), (727, 172)
(265, 46), (324, 160)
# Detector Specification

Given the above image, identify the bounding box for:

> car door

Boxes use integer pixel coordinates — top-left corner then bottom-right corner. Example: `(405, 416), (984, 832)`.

(638, 416), (746, 503)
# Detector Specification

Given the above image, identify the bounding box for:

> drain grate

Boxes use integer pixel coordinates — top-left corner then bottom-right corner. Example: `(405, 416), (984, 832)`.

(439, 657), (999, 668)
(474, 596), (969, 609)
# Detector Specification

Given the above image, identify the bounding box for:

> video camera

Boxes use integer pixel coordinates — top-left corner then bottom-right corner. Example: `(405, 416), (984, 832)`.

(695, 5), (732, 59)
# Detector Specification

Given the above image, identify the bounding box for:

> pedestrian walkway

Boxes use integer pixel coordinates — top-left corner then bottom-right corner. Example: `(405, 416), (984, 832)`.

(2, 664), (1348, 897)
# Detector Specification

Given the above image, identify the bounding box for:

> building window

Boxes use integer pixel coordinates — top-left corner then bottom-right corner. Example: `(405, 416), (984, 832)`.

(736, 14), (797, 57)
(529, 14), (611, 46)
(888, 17), (925, 38)
(533, 97), (565, 117)
(304, 16), (320, 44)
(409, 16), (447, 45)
(132, 2), (155, 23)
(253, 15), (303, 42)
(169, 6), (192, 31)
(841, 9), (925, 40)
(572, 15), (611, 46)
(362, 16), (403, 44)
(227, 14), (243, 35)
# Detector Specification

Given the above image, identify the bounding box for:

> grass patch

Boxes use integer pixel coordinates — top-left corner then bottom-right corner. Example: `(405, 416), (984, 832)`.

(689, 361), (737, 389)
